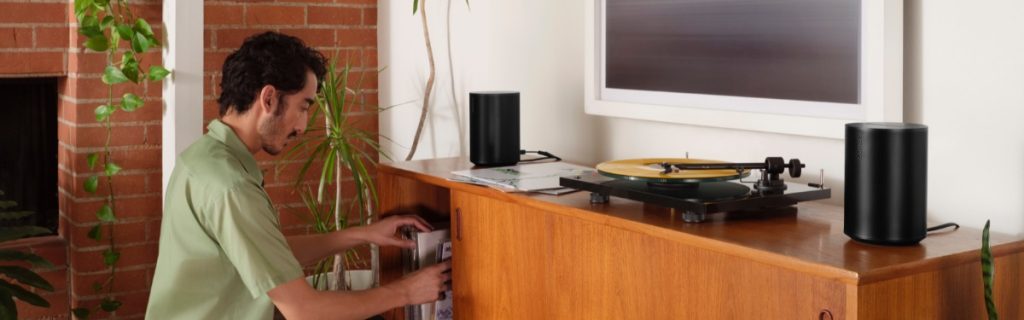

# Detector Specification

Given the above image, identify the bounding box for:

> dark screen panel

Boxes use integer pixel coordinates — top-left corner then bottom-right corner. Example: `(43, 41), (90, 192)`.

(606, 0), (860, 104)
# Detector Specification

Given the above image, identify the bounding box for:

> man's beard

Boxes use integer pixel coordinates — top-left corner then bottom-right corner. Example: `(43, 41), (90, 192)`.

(258, 114), (295, 155)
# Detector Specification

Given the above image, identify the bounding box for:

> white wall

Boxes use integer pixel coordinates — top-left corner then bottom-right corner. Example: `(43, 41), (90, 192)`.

(380, 0), (1024, 235)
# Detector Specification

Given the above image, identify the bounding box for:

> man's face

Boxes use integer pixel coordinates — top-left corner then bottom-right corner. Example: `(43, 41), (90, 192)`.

(258, 71), (316, 155)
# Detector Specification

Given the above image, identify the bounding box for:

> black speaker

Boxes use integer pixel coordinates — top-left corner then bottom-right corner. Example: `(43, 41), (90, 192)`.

(469, 91), (519, 166)
(845, 122), (928, 245)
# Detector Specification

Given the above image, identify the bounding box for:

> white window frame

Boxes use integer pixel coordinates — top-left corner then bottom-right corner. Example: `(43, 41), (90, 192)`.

(584, 0), (902, 139)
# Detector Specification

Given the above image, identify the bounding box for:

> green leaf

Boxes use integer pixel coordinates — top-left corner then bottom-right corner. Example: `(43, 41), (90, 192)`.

(0, 288), (15, 320)
(94, 104), (113, 122)
(0, 280), (49, 308)
(96, 204), (114, 222)
(87, 225), (101, 241)
(134, 19), (154, 37)
(982, 220), (998, 320)
(91, 282), (102, 292)
(82, 175), (98, 192)
(72, 307), (90, 319)
(84, 36), (108, 52)
(122, 54), (140, 83)
(115, 24), (133, 41)
(102, 249), (119, 266)
(87, 153), (99, 170)
(130, 31), (149, 53)
(0, 210), (31, 221)
(100, 16), (114, 29)
(0, 226), (50, 242)
(0, 266), (54, 292)
(100, 297), (121, 312)
(120, 93), (143, 112)
(147, 65), (170, 81)
(0, 250), (53, 268)
(74, 0), (94, 16)
(104, 161), (121, 176)
(101, 65), (128, 85)
(413, 0), (419, 13)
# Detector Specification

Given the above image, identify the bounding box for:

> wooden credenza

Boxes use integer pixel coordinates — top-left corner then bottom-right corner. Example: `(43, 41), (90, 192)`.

(377, 158), (1024, 319)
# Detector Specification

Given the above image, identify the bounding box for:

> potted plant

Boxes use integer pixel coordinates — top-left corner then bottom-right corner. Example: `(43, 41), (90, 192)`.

(981, 220), (997, 319)
(0, 190), (54, 319)
(279, 55), (385, 291)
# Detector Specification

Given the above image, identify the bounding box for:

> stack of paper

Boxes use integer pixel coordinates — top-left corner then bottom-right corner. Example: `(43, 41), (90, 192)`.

(449, 162), (594, 194)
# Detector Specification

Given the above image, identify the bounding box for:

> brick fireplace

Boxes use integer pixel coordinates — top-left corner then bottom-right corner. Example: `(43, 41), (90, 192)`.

(0, 1), (378, 318)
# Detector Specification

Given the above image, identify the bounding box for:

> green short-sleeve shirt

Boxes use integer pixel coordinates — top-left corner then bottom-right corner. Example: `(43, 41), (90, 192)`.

(146, 120), (303, 319)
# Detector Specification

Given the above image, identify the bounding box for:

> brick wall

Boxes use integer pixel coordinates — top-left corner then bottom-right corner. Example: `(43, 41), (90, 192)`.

(1, 0), (378, 318)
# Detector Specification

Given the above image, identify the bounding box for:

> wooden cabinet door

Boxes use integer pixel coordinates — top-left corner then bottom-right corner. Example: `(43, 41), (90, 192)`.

(450, 190), (552, 320)
(547, 213), (847, 320)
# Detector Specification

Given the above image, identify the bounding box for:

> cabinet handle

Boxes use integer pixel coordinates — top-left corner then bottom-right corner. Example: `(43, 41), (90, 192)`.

(455, 208), (462, 241)
(818, 309), (833, 320)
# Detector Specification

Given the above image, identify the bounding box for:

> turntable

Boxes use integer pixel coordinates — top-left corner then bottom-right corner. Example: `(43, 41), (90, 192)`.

(559, 157), (830, 223)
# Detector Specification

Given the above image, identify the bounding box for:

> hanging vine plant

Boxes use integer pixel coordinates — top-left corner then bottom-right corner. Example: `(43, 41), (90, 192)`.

(72, 0), (169, 318)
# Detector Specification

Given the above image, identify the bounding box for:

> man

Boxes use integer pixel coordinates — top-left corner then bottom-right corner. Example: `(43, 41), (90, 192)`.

(147, 32), (450, 319)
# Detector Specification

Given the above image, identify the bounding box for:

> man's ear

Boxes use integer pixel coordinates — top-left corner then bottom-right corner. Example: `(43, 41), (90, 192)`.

(257, 85), (278, 114)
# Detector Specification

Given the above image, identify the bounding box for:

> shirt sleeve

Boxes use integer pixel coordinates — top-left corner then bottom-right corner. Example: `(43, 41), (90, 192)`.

(199, 182), (304, 298)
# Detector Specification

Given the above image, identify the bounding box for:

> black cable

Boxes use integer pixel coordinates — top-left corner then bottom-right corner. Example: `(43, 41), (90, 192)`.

(926, 222), (960, 233)
(519, 150), (562, 163)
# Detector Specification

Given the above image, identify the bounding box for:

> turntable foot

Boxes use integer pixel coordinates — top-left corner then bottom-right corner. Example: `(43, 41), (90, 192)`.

(682, 211), (706, 223)
(590, 192), (610, 204)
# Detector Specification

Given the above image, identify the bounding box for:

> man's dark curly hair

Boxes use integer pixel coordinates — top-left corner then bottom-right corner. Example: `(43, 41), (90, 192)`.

(217, 31), (327, 116)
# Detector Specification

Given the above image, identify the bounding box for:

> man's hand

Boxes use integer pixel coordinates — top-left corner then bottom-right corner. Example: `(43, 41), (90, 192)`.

(386, 260), (452, 305)
(352, 215), (433, 248)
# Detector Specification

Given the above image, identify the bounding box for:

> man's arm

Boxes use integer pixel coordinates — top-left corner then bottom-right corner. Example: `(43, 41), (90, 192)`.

(286, 215), (433, 266)
(285, 231), (361, 266)
(269, 260), (451, 320)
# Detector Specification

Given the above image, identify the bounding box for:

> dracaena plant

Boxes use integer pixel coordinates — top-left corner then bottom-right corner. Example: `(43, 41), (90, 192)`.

(0, 190), (55, 320)
(981, 220), (997, 320)
(73, 0), (170, 318)
(279, 56), (385, 290)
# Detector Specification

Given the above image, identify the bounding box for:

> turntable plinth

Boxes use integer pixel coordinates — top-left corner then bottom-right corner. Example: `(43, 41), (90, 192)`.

(377, 158), (1024, 320)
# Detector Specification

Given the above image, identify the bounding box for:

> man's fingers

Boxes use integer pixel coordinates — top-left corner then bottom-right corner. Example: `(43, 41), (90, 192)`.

(389, 215), (432, 232)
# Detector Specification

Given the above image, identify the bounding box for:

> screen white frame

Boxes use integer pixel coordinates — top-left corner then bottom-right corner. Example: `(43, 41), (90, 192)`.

(584, 0), (902, 139)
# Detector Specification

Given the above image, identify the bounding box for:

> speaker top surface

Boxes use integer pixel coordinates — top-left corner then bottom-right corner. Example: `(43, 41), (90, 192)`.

(470, 91), (519, 96)
(846, 122), (927, 131)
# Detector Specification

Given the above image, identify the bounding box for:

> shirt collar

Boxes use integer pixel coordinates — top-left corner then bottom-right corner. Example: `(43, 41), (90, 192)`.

(207, 119), (263, 184)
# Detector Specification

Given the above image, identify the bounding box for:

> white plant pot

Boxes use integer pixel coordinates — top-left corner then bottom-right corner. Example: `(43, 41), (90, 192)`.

(306, 270), (374, 291)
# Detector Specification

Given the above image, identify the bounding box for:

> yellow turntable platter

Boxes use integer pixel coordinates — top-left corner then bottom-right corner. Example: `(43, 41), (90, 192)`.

(596, 158), (750, 183)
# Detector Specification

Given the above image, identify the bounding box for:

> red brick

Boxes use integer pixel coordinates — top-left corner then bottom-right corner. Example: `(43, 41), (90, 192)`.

(70, 265), (151, 296)
(364, 7), (377, 26)
(65, 171), (149, 198)
(205, 51), (231, 72)
(31, 241), (69, 268)
(144, 124), (162, 147)
(35, 268), (69, 292)
(204, 3), (245, 26)
(70, 222), (148, 253)
(336, 29), (375, 47)
(114, 290), (151, 317)
(204, 28), (213, 48)
(134, 3), (164, 26)
(0, 52), (64, 75)
(67, 124), (148, 148)
(246, 4), (305, 26)
(66, 51), (110, 75)
(215, 28), (274, 49)
(337, 0), (377, 4)
(63, 76), (143, 101)
(0, 3), (65, 23)
(36, 26), (68, 49)
(308, 6), (360, 26)
(0, 27), (33, 48)
(146, 219), (161, 242)
(68, 195), (162, 224)
(280, 28), (335, 48)
(64, 99), (163, 125)
(17, 290), (68, 319)
(70, 243), (156, 273)
(204, 99), (221, 122)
